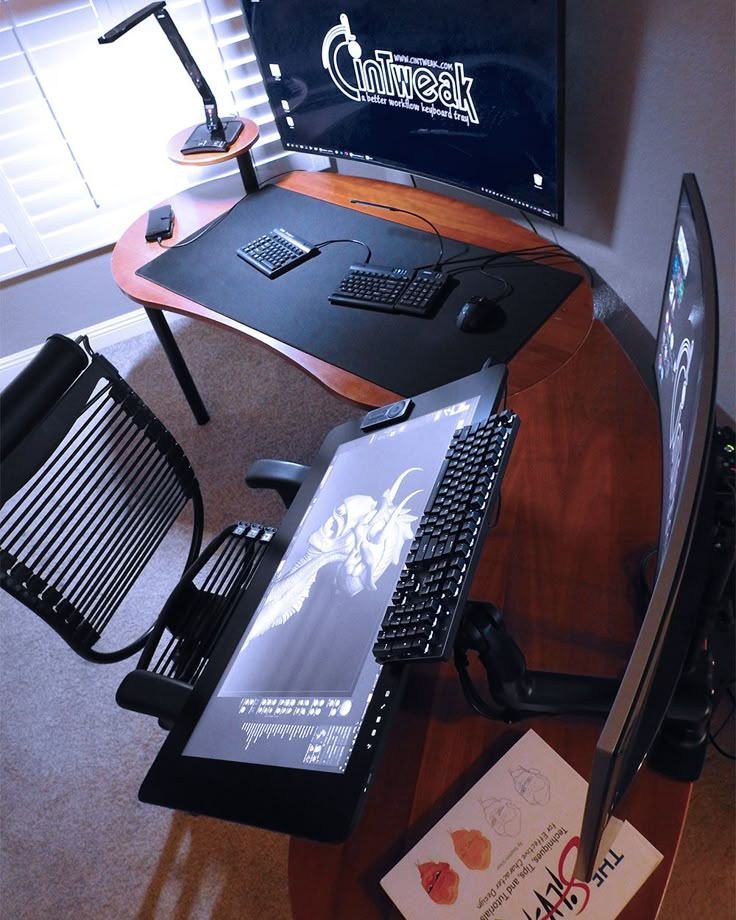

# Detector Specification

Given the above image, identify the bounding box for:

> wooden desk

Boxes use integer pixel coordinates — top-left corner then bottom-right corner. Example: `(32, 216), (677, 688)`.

(111, 172), (689, 917)
(288, 319), (689, 920)
(112, 171), (592, 409)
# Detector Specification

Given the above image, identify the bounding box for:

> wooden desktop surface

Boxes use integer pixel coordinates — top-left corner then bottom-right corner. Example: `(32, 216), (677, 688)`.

(112, 173), (689, 918)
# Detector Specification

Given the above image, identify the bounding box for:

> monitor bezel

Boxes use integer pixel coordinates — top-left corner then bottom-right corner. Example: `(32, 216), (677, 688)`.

(576, 173), (719, 879)
(242, 0), (567, 224)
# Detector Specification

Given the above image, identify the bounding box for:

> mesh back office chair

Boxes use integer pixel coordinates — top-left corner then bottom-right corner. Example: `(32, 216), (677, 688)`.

(0, 334), (307, 725)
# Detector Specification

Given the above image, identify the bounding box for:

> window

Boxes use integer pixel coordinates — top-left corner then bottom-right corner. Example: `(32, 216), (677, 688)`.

(0, 0), (319, 281)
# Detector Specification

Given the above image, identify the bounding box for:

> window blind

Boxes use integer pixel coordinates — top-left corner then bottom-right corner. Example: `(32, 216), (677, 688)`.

(0, 0), (320, 281)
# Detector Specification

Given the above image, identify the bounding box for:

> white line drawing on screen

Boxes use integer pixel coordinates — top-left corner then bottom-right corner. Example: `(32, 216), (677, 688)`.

(244, 468), (423, 646)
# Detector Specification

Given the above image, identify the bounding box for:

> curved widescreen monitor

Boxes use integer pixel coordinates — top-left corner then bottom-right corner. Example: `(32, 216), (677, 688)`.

(576, 174), (720, 879)
(242, 0), (565, 223)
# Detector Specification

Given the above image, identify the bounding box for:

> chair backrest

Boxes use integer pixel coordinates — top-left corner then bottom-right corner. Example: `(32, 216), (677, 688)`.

(0, 335), (204, 662)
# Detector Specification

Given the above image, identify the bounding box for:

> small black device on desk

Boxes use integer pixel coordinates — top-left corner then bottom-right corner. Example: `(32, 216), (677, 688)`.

(135, 362), (509, 844)
(145, 205), (174, 242)
(329, 263), (449, 316)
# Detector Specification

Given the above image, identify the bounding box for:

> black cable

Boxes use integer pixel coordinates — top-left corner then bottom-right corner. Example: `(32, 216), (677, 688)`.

(485, 246), (594, 284)
(449, 266), (514, 301)
(479, 271), (513, 296)
(708, 682), (736, 760)
(154, 162), (309, 250)
(258, 165), (309, 188)
(313, 238), (372, 262)
(157, 194), (251, 249)
(349, 199), (444, 269)
(445, 236), (595, 287)
(518, 208), (539, 235)
(443, 246), (579, 275)
(443, 243), (560, 265)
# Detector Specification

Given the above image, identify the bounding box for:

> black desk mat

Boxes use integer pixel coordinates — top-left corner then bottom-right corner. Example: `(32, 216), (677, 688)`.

(138, 186), (581, 396)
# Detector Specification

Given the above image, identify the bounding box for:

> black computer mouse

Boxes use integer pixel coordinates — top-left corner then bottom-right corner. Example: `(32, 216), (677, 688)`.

(456, 295), (498, 333)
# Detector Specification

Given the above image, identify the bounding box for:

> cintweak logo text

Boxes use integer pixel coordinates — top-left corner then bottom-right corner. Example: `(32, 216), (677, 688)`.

(321, 13), (478, 125)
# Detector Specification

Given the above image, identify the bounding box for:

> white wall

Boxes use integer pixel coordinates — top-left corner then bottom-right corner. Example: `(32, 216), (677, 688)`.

(559, 0), (734, 418)
(1, 0), (733, 414)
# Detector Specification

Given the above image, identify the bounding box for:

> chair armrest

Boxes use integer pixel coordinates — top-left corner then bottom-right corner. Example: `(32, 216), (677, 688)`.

(116, 669), (191, 728)
(245, 459), (309, 508)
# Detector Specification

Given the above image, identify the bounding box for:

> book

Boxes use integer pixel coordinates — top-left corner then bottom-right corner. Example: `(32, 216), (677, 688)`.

(380, 730), (662, 919)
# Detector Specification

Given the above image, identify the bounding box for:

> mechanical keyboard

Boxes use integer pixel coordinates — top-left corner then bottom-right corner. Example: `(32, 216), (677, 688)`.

(236, 227), (318, 279)
(372, 409), (520, 665)
(329, 263), (449, 316)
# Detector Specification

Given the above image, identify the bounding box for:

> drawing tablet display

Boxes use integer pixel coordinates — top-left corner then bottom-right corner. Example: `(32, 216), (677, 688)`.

(137, 365), (506, 841)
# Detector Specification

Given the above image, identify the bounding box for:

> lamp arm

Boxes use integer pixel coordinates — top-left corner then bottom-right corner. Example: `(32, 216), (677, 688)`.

(98, 0), (222, 134)
(153, 6), (222, 132)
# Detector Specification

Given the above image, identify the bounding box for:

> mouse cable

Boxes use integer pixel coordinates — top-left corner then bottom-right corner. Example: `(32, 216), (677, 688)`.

(480, 271), (514, 297)
(444, 264), (514, 300)
(451, 267), (514, 300)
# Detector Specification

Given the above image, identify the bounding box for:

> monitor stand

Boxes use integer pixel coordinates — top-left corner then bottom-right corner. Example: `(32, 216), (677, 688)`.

(180, 118), (244, 154)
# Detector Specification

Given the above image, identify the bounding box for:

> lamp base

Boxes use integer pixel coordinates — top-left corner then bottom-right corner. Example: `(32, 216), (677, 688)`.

(180, 119), (244, 155)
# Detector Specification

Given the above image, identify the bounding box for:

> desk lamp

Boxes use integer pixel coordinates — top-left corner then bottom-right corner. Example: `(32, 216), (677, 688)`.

(98, 1), (243, 154)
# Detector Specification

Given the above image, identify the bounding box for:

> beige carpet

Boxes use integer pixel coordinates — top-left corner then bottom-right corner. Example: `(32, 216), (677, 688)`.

(0, 318), (733, 918)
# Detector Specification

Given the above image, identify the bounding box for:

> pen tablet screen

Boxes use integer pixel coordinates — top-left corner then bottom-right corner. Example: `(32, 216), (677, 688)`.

(183, 396), (479, 774)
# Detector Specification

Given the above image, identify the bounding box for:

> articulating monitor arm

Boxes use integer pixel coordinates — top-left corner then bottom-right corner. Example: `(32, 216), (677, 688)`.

(453, 600), (713, 784)
(454, 601), (622, 723)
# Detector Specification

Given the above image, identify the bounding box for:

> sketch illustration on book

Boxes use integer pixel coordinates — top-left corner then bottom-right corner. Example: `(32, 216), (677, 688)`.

(481, 795), (522, 837)
(244, 467), (423, 646)
(511, 764), (552, 805)
(417, 860), (460, 906)
(450, 828), (492, 870)
(382, 732), (663, 920)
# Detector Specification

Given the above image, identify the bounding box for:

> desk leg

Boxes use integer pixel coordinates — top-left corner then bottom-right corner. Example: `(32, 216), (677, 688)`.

(144, 308), (210, 425)
(237, 153), (259, 195)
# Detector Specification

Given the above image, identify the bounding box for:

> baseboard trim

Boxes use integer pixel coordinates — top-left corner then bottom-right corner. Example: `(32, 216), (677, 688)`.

(0, 309), (150, 390)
